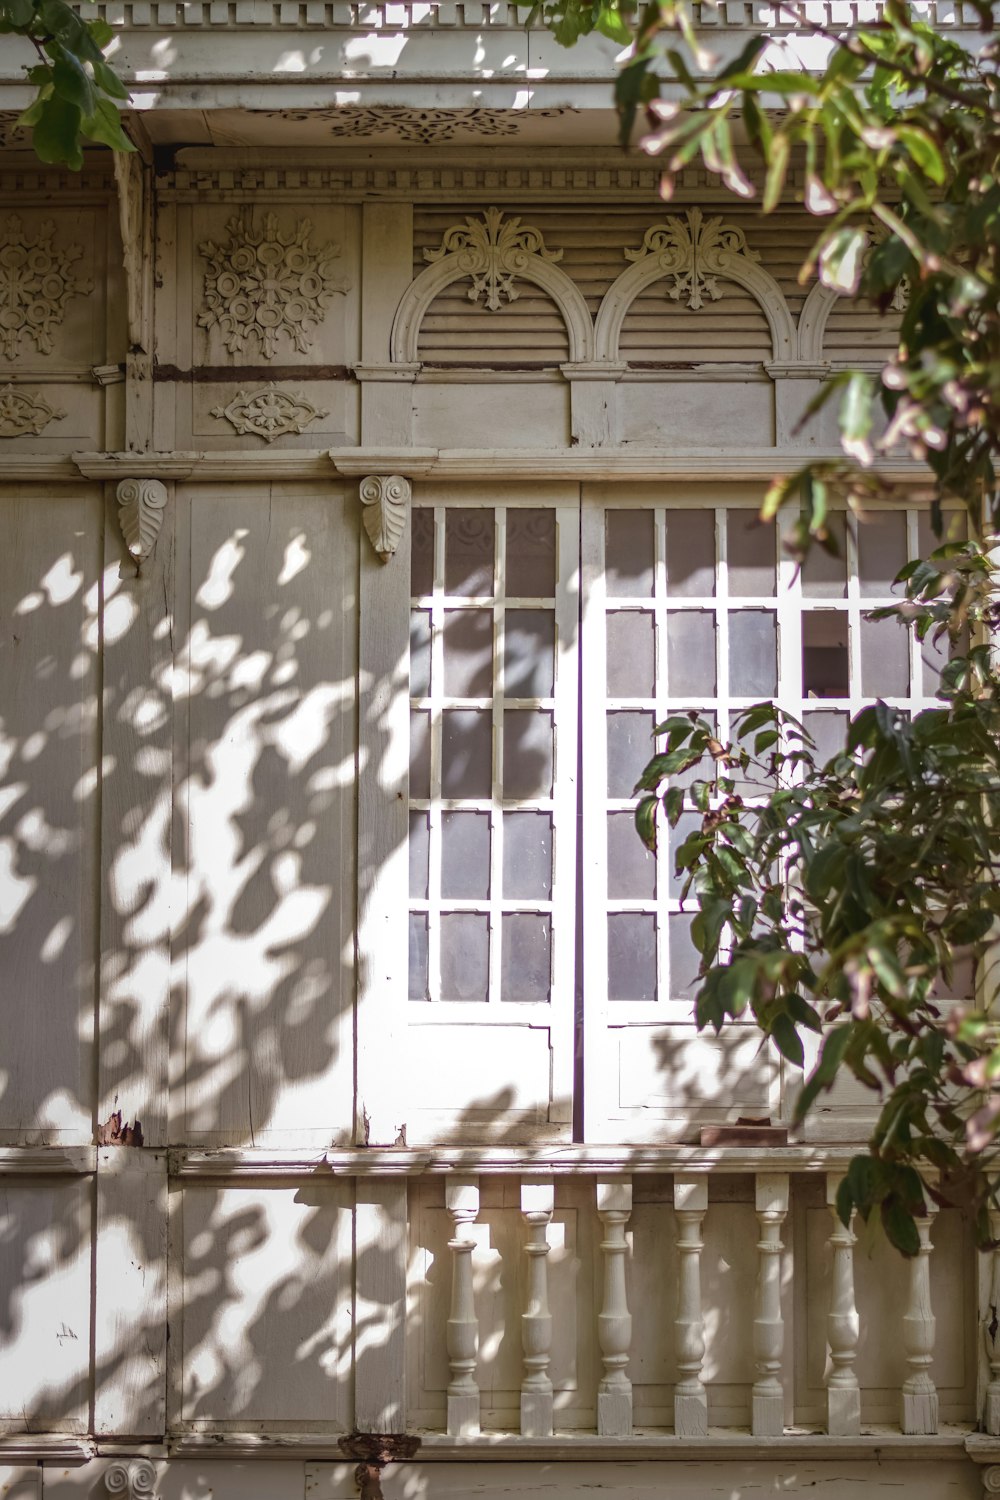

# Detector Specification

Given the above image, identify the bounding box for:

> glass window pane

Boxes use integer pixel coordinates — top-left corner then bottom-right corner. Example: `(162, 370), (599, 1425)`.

(918, 509), (966, 558)
(501, 913), (551, 1002)
(858, 512), (906, 594)
(608, 811), (656, 898)
(802, 612), (850, 698)
(441, 811), (491, 899)
(445, 509), (494, 596)
(409, 811), (429, 899)
(729, 610), (777, 696)
(801, 514), (848, 598)
(410, 709), (431, 799)
(607, 611), (655, 698)
(668, 912), (700, 999)
(506, 509), (556, 598)
(667, 810), (702, 898)
(440, 912), (489, 1001)
(504, 610), (555, 698)
(503, 710), (553, 798)
(408, 913), (429, 1001)
(861, 615), (910, 696)
(728, 512), (776, 596)
(411, 508), (434, 597)
(443, 609), (493, 698)
(441, 709), (492, 797)
(410, 610), (431, 698)
(606, 510), (654, 597)
(503, 812), (553, 899)
(607, 711), (656, 798)
(666, 510), (715, 597)
(802, 710), (849, 766)
(668, 611), (717, 696)
(608, 913), (656, 1001)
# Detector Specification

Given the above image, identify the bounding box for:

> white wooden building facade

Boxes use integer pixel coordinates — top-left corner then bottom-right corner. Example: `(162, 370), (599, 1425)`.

(0, 6), (998, 1496)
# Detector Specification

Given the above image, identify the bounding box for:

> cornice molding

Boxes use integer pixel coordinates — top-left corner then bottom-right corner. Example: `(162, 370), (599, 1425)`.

(0, 1146), (97, 1174)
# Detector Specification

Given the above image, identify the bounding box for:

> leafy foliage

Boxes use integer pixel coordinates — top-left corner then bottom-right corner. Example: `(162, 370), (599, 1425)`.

(526, 0), (1000, 1247)
(2, 0), (133, 168)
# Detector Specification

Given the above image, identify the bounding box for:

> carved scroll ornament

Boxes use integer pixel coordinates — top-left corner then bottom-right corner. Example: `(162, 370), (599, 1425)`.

(198, 211), (348, 359)
(0, 385), (64, 436)
(105, 1460), (158, 1500)
(625, 207), (760, 311)
(424, 206), (563, 312)
(360, 475), (410, 562)
(117, 477), (167, 572)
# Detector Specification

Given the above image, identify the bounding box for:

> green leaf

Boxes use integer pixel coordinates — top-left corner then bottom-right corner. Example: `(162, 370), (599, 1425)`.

(880, 1195), (921, 1256)
(51, 44), (97, 119)
(81, 95), (134, 153)
(31, 94), (83, 169)
(896, 124), (946, 185)
(771, 1013), (805, 1068)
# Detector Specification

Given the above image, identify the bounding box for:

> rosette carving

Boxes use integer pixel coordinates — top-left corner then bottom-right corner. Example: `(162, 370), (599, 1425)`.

(0, 214), (93, 359)
(624, 208), (760, 311)
(117, 478), (167, 573)
(360, 475), (410, 562)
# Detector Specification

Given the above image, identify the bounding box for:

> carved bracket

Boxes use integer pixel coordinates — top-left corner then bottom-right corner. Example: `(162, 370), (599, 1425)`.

(117, 477), (167, 575)
(105, 1460), (158, 1500)
(360, 474), (410, 562)
(984, 1467), (1000, 1497)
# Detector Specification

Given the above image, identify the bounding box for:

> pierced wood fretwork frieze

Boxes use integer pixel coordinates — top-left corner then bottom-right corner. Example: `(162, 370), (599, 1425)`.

(0, 214), (93, 359)
(116, 477), (167, 574)
(211, 383), (328, 441)
(424, 206), (563, 312)
(360, 474), (410, 562)
(198, 211), (349, 359)
(624, 207), (761, 310)
(0, 385), (65, 437)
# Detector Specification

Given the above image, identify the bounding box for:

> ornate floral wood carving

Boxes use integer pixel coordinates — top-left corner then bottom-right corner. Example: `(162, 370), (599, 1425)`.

(105, 1460), (158, 1500)
(0, 215), (93, 359)
(117, 477), (167, 572)
(313, 106), (575, 143)
(0, 385), (65, 437)
(197, 211), (348, 359)
(624, 208), (760, 311)
(424, 207), (563, 312)
(360, 474), (410, 562)
(211, 383), (327, 441)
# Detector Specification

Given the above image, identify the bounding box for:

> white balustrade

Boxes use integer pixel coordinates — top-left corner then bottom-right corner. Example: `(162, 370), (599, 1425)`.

(825, 1173), (860, 1436)
(901, 1198), (939, 1435)
(596, 1177), (633, 1436)
(984, 1207), (1000, 1435)
(673, 1175), (708, 1437)
(446, 1174), (480, 1437)
(520, 1177), (555, 1438)
(752, 1173), (789, 1437)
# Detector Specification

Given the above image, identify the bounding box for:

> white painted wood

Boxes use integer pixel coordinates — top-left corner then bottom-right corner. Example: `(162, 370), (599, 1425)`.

(902, 1203), (940, 1435)
(982, 1208), (1000, 1434)
(520, 1178), (555, 1438)
(360, 201), (415, 447)
(94, 1148), (168, 1437)
(673, 1176), (708, 1437)
(446, 1175), (481, 1437)
(596, 1177), (632, 1437)
(354, 1178), (407, 1433)
(825, 1174), (860, 1437)
(752, 1173), (789, 1437)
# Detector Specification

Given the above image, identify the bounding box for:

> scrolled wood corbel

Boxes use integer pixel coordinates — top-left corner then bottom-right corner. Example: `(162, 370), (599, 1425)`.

(360, 474), (410, 562)
(116, 477), (167, 575)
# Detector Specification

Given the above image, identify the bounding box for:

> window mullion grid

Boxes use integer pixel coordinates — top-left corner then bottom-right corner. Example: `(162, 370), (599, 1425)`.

(428, 505), (446, 1004)
(774, 506), (805, 1109)
(490, 507), (506, 1008)
(654, 505), (669, 1013)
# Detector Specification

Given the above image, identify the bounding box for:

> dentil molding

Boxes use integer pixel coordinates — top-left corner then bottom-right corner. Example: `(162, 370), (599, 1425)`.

(197, 210), (349, 359)
(116, 477), (168, 574)
(360, 474), (410, 561)
(0, 215), (93, 359)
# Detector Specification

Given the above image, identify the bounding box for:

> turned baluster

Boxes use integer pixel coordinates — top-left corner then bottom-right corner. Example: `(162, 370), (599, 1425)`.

(752, 1173), (789, 1437)
(520, 1177), (555, 1438)
(446, 1175), (480, 1437)
(673, 1175), (708, 1437)
(596, 1177), (632, 1436)
(825, 1173), (860, 1436)
(983, 1208), (1000, 1435)
(901, 1198), (939, 1434)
